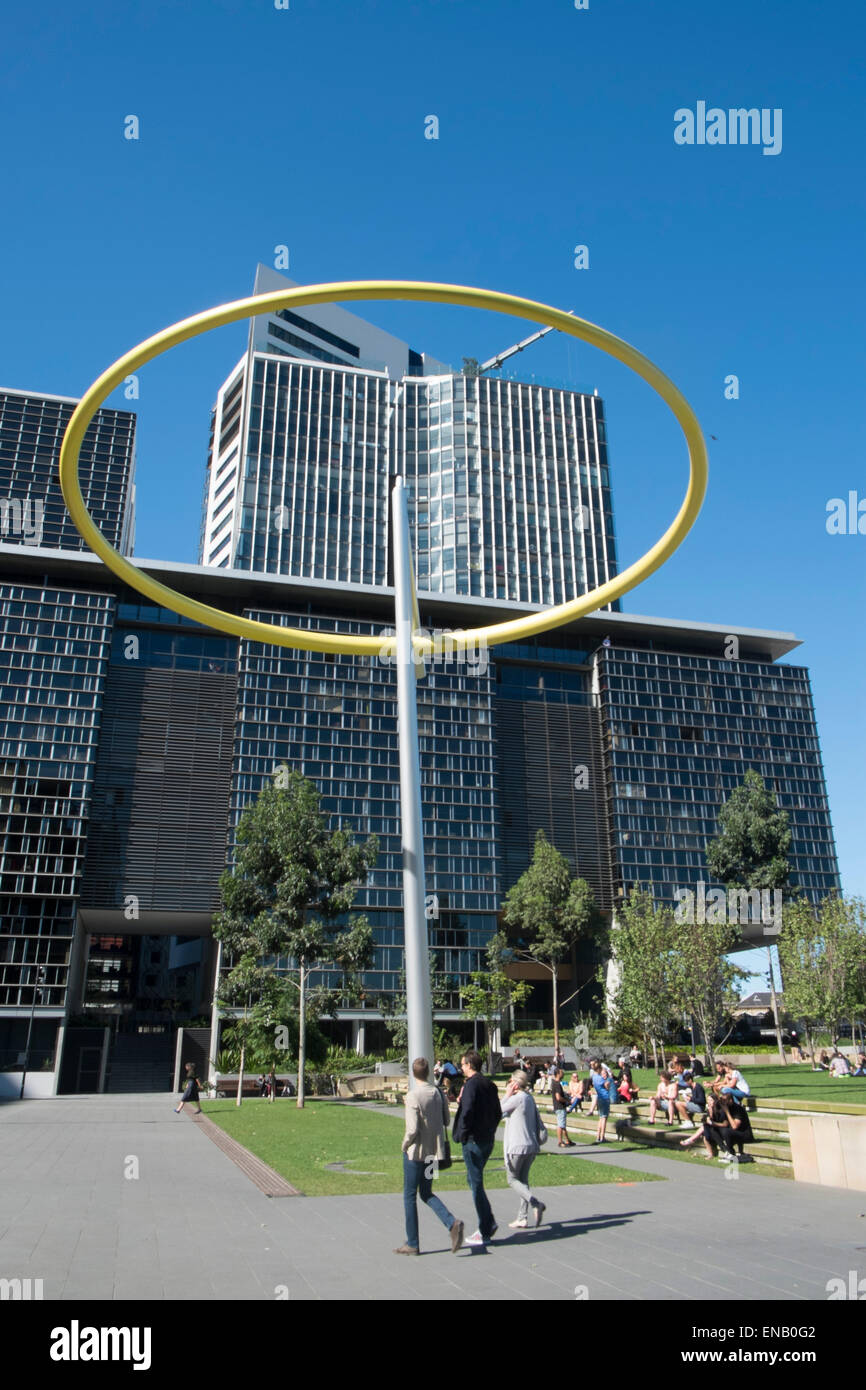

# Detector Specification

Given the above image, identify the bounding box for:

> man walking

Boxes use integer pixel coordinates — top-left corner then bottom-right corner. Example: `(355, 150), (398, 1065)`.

(395, 1058), (464, 1256)
(452, 1050), (502, 1247)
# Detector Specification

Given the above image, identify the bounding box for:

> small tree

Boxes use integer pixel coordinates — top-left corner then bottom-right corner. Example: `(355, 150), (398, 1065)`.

(502, 830), (599, 1054)
(706, 769), (792, 1063)
(214, 772), (378, 1108)
(669, 913), (749, 1066)
(460, 931), (532, 1058)
(606, 889), (678, 1069)
(778, 896), (866, 1061)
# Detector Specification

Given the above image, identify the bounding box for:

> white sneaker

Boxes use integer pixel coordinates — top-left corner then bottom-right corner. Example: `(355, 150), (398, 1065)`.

(464, 1231), (486, 1246)
(508, 1218), (528, 1229)
(679, 1120), (695, 1128)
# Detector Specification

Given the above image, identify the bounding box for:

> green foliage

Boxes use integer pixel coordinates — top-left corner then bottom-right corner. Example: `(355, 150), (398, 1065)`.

(706, 769), (792, 892)
(213, 771), (378, 1102)
(668, 910), (747, 1065)
(503, 831), (599, 965)
(778, 896), (866, 1051)
(460, 930), (532, 1053)
(503, 829), (600, 1048)
(607, 889), (679, 1047)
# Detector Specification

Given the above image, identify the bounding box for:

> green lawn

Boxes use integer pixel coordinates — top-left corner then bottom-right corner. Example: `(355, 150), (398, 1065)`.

(627, 1064), (866, 1108)
(203, 1099), (664, 1196)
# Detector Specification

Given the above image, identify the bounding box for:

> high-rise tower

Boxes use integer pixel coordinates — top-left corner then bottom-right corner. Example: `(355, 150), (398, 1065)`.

(199, 267), (619, 607)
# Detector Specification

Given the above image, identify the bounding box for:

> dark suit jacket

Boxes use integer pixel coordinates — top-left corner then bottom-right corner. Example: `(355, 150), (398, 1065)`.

(452, 1071), (502, 1145)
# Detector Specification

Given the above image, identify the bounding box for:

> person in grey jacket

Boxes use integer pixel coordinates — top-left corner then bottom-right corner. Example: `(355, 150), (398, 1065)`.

(501, 1069), (546, 1229)
(394, 1058), (465, 1256)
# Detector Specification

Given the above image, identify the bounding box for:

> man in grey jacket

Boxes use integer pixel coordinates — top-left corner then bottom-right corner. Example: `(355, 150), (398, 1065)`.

(395, 1058), (465, 1256)
(501, 1069), (546, 1228)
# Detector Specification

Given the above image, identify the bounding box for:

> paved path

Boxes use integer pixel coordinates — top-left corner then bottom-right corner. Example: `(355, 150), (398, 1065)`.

(0, 1095), (863, 1301)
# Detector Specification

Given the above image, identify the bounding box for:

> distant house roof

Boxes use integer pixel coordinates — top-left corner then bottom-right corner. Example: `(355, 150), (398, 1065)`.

(734, 992), (783, 1013)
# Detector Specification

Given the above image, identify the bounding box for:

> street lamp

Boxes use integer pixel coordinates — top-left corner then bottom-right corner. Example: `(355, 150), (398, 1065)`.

(19, 964), (46, 1100)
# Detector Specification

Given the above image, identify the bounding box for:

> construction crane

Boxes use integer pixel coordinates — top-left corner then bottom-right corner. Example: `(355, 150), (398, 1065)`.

(468, 312), (575, 376)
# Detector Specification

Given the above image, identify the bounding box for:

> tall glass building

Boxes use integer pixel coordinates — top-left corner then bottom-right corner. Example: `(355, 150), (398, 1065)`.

(0, 388), (136, 555)
(0, 330), (841, 1092)
(0, 546), (842, 1092)
(199, 267), (619, 608)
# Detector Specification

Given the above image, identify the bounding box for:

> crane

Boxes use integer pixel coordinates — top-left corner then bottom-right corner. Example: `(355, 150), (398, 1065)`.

(469, 311), (576, 376)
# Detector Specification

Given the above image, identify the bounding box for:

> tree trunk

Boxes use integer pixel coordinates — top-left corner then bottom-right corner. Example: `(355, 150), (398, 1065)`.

(551, 965), (559, 1056)
(236, 1040), (245, 1108)
(804, 1024), (816, 1070)
(297, 960), (306, 1109)
(651, 1036), (658, 1070)
(766, 946), (786, 1065)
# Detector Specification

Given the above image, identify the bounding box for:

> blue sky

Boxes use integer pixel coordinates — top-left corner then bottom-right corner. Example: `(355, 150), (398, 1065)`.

(1, 0), (863, 989)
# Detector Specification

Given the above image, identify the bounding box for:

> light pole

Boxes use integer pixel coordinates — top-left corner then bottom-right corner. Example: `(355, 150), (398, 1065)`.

(19, 963), (46, 1100)
(392, 477), (434, 1085)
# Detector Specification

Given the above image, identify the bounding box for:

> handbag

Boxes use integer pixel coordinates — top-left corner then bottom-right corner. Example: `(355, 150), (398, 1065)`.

(436, 1087), (453, 1169)
(537, 1121), (549, 1146)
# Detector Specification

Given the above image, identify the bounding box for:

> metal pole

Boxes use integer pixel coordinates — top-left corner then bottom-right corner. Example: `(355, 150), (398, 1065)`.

(392, 478), (433, 1087)
(19, 965), (45, 1100)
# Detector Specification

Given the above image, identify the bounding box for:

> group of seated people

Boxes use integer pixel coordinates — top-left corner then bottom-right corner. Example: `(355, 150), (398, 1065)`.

(516, 1057), (640, 1112)
(813, 1049), (866, 1077)
(646, 1056), (754, 1162)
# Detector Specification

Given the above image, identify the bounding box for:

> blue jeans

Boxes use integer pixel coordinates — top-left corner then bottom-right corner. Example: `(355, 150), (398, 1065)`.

(402, 1154), (456, 1250)
(721, 1087), (747, 1102)
(462, 1138), (495, 1238)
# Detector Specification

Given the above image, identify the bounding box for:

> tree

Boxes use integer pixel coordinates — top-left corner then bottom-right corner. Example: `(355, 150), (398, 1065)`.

(502, 830), (599, 1054)
(214, 772), (378, 1107)
(606, 889), (678, 1068)
(706, 769), (793, 1063)
(669, 912), (749, 1066)
(778, 896), (866, 1061)
(460, 931), (532, 1059)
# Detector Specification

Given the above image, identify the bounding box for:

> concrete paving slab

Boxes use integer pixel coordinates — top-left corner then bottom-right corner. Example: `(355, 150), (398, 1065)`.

(1, 1094), (864, 1301)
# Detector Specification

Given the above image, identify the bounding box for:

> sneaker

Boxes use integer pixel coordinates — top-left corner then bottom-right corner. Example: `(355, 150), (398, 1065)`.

(393, 1244), (420, 1255)
(534, 1202), (546, 1228)
(679, 1120), (695, 1128)
(464, 1231), (486, 1247)
(450, 1220), (464, 1253)
(718, 1153), (733, 1163)
(508, 1218), (528, 1229)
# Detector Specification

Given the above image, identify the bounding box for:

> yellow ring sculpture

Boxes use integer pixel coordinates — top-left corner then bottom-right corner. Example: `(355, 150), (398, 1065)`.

(59, 282), (707, 657)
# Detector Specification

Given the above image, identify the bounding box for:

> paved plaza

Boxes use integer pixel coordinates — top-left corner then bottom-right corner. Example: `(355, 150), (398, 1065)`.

(0, 1094), (862, 1302)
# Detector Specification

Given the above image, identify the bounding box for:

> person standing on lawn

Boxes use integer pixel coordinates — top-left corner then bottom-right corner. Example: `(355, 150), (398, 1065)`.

(394, 1058), (464, 1256)
(452, 1050), (502, 1247)
(550, 1067), (575, 1147)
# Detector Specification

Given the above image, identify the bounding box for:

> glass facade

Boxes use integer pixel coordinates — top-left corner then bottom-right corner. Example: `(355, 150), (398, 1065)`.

(0, 390), (136, 555)
(0, 555), (844, 1063)
(200, 355), (619, 610)
(230, 607), (500, 1004)
(396, 373), (617, 605)
(597, 645), (841, 906)
(0, 583), (114, 1012)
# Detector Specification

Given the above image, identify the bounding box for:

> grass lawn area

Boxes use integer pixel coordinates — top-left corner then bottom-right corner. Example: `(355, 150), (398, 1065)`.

(627, 1064), (866, 1108)
(203, 1099), (665, 1196)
